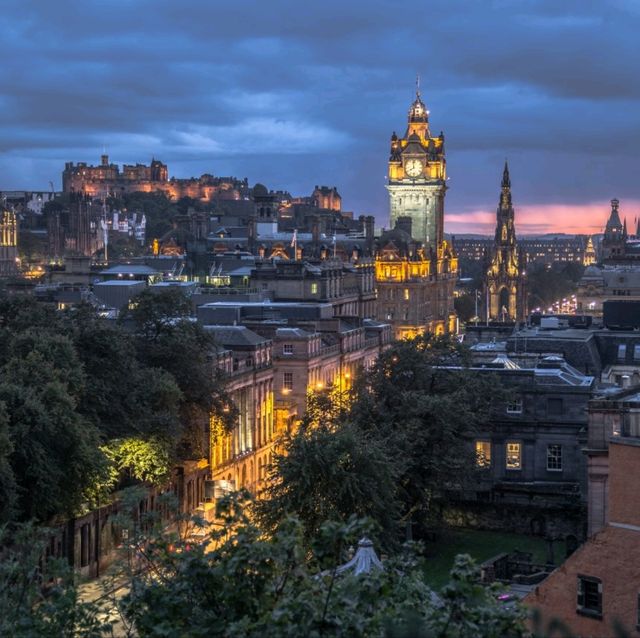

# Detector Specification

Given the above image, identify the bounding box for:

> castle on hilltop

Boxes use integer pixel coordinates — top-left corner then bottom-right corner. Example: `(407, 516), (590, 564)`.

(62, 155), (250, 201)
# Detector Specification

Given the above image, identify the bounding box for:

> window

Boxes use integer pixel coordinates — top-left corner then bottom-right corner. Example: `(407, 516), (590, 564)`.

(547, 444), (562, 471)
(634, 345), (640, 361)
(282, 344), (293, 355)
(547, 398), (563, 416)
(577, 576), (602, 618)
(506, 398), (523, 414)
(618, 344), (627, 361)
(310, 282), (318, 294)
(506, 442), (521, 470)
(475, 441), (491, 467)
(283, 372), (293, 391)
(404, 288), (410, 301)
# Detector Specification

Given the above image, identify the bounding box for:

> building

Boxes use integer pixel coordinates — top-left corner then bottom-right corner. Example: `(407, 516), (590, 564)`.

(455, 354), (595, 539)
(575, 200), (640, 316)
(526, 386), (640, 636)
(377, 88), (458, 338)
(197, 300), (392, 421)
(0, 207), (18, 275)
(62, 154), (249, 202)
(374, 219), (457, 338)
(47, 192), (104, 258)
(455, 235), (592, 266)
(484, 163), (527, 322)
(207, 327), (279, 494)
(387, 88), (446, 254)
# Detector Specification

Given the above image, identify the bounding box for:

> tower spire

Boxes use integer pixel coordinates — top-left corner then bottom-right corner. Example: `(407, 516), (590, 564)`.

(502, 160), (511, 188)
(416, 73), (421, 98)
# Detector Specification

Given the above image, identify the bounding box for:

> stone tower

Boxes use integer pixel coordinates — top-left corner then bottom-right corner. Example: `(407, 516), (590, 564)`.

(386, 87), (446, 254)
(600, 198), (626, 262)
(485, 163), (527, 322)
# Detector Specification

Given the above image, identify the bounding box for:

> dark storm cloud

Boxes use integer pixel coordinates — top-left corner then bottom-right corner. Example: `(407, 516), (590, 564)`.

(1, 0), (639, 231)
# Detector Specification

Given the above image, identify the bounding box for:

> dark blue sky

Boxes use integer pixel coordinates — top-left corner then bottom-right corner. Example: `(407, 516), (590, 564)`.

(2, 0), (640, 234)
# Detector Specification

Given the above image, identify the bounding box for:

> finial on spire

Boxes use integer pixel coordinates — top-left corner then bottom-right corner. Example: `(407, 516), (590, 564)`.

(416, 73), (420, 97)
(502, 160), (511, 188)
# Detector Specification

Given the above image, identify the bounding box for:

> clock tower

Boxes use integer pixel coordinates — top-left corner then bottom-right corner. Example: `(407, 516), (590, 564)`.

(387, 88), (446, 254)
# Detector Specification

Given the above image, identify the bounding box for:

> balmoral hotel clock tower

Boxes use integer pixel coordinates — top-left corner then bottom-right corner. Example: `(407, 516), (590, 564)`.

(375, 87), (458, 339)
(387, 88), (446, 254)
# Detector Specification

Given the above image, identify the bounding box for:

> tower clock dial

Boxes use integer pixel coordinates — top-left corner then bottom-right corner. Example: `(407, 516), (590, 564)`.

(405, 159), (423, 177)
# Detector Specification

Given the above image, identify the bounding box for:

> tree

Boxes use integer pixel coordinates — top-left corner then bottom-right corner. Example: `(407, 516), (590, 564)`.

(258, 417), (401, 548)
(0, 403), (17, 523)
(122, 288), (232, 457)
(0, 354), (102, 521)
(349, 335), (498, 533)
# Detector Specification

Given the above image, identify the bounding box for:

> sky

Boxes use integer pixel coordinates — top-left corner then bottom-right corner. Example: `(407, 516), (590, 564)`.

(1, 0), (640, 235)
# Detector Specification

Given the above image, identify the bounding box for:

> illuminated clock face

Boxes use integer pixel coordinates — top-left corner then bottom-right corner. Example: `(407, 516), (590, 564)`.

(405, 159), (423, 177)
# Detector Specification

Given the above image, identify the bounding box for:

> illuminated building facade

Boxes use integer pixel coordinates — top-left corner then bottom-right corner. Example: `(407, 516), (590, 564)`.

(0, 208), (18, 275)
(377, 89), (458, 339)
(311, 185), (341, 211)
(62, 154), (249, 201)
(583, 236), (597, 266)
(484, 163), (527, 322)
(375, 218), (457, 339)
(387, 89), (446, 254)
(207, 328), (279, 494)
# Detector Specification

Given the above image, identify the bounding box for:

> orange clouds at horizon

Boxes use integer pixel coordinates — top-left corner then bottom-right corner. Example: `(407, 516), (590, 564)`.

(445, 200), (640, 236)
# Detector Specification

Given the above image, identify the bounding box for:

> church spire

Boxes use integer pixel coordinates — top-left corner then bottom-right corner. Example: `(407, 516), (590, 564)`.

(500, 161), (512, 209)
(502, 160), (511, 188)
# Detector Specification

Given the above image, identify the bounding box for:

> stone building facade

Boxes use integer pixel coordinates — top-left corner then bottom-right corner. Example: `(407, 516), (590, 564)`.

(0, 208), (18, 275)
(484, 163), (527, 322)
(526, 387), (640, 636)
(452, 355), (595, 539)
(375, 219), (457, 339)
(386, 89), (446, 254)
(62, 154), (249, 201)
(206, 327), (279, 494)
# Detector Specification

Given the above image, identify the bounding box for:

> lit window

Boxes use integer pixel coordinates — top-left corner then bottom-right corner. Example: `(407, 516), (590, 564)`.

(310, 282), (318, 294)
(634, 345), (640, 361)
(283, 344), (293, 355)
(404, 288), (410, 300)
(283, 373), (293, 391)
(577, 576), (602, 618)
(506, 398), (523, 414)
(547, 444), (562, 471)
(475, 441), (491, 467)
(506, 442), (521, 470)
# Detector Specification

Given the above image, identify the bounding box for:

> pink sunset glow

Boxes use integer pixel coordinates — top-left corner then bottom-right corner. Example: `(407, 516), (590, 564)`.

(446, 200), (640, 236)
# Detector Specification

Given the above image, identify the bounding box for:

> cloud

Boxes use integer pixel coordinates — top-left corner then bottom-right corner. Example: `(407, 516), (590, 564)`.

(0, 0), (639, 235)
(446, 200), (640, 236)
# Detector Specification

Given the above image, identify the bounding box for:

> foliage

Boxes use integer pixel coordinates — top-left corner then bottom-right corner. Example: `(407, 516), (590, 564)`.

(101, 436), (172, 487)
(117, 494), (525, 638)
(527, 262), (584, 311)
(259, 335), (499, 547)
(121, 287), (233, 457)
(0, 523), (109, 637)
(352, 335), (498, 529)
(258, 416), (401, 548)
(0, 341), (103, 522)
(0, 293), (226, 524)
